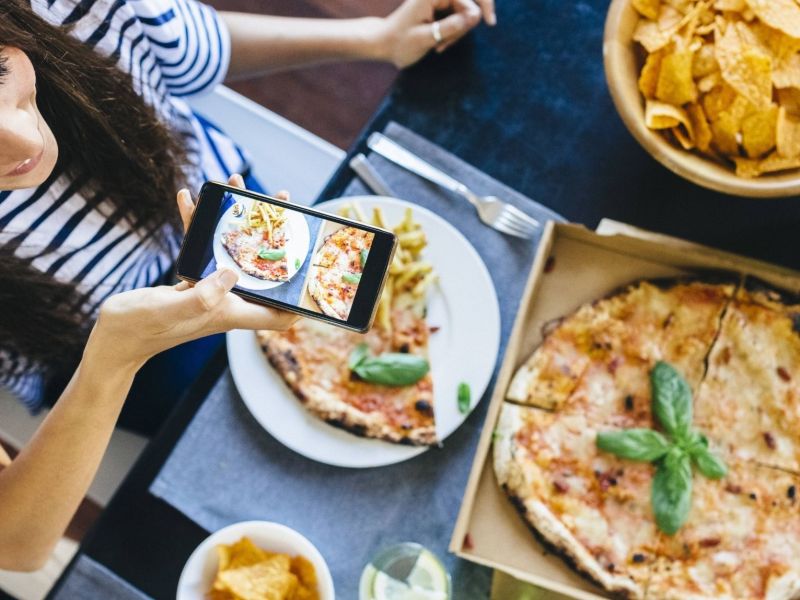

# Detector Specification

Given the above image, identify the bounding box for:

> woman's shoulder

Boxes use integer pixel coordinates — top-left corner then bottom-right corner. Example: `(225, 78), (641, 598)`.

(29, 0), (183, 31)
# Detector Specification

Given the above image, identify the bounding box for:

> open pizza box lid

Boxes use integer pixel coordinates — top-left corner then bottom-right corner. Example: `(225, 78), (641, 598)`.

(449, 220), (800, 599)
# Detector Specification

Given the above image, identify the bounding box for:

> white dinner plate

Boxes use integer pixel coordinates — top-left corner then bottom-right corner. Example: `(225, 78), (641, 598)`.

(213, 198), (310, 291)
(227, 196), (501, 468)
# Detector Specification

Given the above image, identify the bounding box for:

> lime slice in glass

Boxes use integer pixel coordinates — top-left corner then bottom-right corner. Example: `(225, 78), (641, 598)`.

(360, 543), (450, 600)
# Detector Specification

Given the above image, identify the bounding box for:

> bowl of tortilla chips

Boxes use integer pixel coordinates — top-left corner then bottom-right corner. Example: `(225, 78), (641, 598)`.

(177, 521), (334, 600)
(604, 0), (800, 197)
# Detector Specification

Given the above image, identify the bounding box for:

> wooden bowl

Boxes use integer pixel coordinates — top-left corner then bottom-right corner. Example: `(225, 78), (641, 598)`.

(603, 0), (800, 198)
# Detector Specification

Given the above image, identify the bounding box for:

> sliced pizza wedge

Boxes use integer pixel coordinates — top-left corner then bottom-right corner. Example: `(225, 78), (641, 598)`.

(646, 460), (800, 600)
(694, 280), (800, 474)
(311, 226), (373, 271)
(506, 279), (736, 426)
(494, 403), (657, 600)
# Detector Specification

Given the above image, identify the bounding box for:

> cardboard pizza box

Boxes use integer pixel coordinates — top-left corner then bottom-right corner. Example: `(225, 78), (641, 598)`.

(450, 221), (800, 599)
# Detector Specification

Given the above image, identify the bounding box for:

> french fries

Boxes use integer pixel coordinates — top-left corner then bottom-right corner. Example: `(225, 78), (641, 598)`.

(338, 202), (437, 333)
(245, 201), (286, 244)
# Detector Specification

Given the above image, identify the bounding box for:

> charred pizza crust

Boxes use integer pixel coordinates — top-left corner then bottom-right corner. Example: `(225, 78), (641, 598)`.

(495, 276), (800, 600)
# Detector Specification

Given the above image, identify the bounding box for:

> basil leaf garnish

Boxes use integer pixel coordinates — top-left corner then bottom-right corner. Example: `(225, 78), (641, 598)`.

(342, 272), (362, 284)
(457, 382), (471, 414)
(353, 353), (429, 386)
(595, 362), (727, 535)
(294, 258), (301, 270)
(690, 445), (728, 480)
(348, 343), (369, 370)
(652, 448), (693, 535)
(360, 248), (368, 269)
(596, 429), (670, 462)
(258, 248), (286, 261)
(651, 361), (693, 441)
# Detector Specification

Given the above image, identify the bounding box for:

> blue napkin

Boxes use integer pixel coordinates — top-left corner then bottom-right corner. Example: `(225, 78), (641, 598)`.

(50, 555), (152, 600)
(150, 122), (564, 599)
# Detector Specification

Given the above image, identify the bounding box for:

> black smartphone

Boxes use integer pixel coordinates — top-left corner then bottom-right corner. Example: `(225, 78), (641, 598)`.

(176, 182), (397, 332)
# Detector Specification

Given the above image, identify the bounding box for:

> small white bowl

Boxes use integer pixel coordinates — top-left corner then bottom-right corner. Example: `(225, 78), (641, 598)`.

(176, 520), (335, 600)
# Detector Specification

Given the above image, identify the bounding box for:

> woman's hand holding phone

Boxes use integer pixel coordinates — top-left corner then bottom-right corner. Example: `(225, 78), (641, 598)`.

(86, 174), (299, 373)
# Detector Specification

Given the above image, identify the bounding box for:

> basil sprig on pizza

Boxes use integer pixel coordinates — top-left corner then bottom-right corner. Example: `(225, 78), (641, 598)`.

(597, 362), (727, 535)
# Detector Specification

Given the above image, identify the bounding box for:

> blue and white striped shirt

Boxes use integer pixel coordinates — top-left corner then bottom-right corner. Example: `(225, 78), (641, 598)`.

(1, 0), (247, 409)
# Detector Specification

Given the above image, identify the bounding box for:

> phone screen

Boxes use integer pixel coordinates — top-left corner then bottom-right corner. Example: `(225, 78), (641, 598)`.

(177, 183), (396, 331)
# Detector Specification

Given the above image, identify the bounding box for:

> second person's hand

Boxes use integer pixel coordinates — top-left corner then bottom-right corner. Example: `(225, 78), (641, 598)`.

(379, 0), (496, 69)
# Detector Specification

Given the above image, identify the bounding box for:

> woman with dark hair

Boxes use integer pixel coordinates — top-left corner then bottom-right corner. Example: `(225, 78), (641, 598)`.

(0, 0), (495, 432)
(0, 0), (494, 571)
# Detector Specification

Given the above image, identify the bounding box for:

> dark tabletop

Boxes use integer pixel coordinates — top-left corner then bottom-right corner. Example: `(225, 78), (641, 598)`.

(47, 0), (800, 598)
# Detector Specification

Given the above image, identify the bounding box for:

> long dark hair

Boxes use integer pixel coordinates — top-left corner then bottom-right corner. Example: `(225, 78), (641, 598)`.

(0, 0), (187, 371)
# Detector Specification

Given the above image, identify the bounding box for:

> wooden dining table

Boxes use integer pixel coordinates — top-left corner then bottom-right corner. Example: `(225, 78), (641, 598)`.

(45, 0), (800, 597)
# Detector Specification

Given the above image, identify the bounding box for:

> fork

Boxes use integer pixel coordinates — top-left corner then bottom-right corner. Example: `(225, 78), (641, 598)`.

(367, 133), (540, 239)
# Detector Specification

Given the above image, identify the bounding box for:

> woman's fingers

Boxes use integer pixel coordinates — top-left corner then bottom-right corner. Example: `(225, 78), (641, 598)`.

(219, 295), (300, 331)
(473, 0), (496, 25)
(275, 190), (290, 201)
(183, 268), (238, 318)
(177, 189), (194, 234)
(228, 173), (246, 189)
(428, 1), (481, 49)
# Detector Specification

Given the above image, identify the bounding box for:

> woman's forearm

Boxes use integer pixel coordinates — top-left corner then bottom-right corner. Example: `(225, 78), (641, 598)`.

(0, 341), (137, 571)
(221, 12), (388, 80)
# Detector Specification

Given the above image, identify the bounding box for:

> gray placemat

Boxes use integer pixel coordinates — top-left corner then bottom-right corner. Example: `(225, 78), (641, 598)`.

(150, 122), (564, 599)
(51, 555), (152, 600)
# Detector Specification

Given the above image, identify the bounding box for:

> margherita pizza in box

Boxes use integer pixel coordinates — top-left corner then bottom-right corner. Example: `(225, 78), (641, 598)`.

(452, 221), (800, 600)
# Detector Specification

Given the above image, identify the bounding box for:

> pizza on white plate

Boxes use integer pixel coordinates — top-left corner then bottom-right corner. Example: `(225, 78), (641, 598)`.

(221, 200), (290, 282)
(259, 204), (440, 446)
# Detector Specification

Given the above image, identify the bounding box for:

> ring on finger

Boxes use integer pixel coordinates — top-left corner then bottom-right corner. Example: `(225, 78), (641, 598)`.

(431, 21), (443, 44)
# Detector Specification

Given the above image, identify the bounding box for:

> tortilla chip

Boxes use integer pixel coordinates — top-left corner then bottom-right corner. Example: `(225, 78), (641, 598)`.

(692, 43), (718, 78)
(222, 538), (271, 571)
(633, 0), (661, 20)
(744, 0), (800, 39)
(777, 106), (800, 158)
(734, 152), (800, 177)
(688, 102), (714, 152)
(656, 50), (698, 104)
(773, 54), (800, 90)
(218, 556), (298, 600)
(702, 84), (738, 120)
(711, 111), (741, 155)
(741, 104), (778, 157)
(634, 19), (675, 53)
(639, 50), (665, 99)
(715, 25), (773, 109)
(778, 88), (800, 115)
(645, 100), (693, 131)
(697, 71), (721, 93)
(289, 556), (320, 600)
(759, 153), (800, 173)
(673, 126), (694, 149)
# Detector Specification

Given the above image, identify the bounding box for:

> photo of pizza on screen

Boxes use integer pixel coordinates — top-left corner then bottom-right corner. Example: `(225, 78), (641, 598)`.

(205, 191), (374, 321)
(302, 223), (374, 320)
